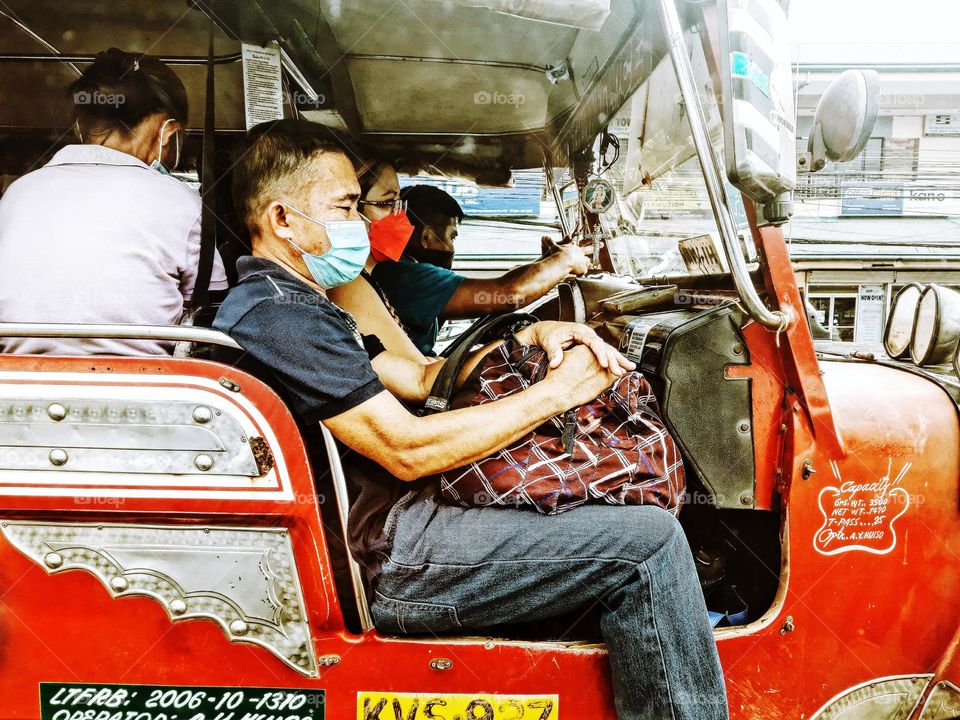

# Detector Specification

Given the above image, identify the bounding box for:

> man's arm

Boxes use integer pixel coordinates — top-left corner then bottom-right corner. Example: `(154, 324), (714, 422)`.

(323, 344), (618, 481)
(441, 243), (591, 319)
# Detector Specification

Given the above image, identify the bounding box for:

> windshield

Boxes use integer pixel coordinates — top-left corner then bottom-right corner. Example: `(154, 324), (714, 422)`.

(580, 40), (757, 283)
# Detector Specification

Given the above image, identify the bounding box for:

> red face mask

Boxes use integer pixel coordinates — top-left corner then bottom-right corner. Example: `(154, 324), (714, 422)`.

(368, 211), (415, 263)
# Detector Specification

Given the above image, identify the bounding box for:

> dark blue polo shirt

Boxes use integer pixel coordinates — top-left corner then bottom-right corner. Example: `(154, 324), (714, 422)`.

(213, 257), (386, 423)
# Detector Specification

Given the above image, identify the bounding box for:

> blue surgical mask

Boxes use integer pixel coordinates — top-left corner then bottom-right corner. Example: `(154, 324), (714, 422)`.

(150, 118), (180, 175)
(283, 202), (369, 289)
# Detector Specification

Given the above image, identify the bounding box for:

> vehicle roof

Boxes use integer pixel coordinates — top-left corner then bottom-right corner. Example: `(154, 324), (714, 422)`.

(0, 0), (700, 178)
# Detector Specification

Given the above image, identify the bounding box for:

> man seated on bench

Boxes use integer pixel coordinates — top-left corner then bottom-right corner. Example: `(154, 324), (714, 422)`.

(213, 119), (727, 720)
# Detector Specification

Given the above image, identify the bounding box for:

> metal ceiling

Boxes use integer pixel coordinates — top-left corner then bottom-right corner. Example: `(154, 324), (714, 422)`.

(0, 0), (700, 176)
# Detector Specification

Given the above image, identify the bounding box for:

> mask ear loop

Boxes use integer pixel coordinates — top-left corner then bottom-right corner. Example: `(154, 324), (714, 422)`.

(157, 118), (179, 169)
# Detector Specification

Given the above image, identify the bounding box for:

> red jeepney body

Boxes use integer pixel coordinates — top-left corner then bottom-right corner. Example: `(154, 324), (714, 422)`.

(0, 222), (957, 720)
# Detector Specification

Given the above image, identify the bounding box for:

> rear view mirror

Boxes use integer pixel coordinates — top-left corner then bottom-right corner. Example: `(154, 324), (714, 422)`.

(910, 284), (960, 366)
(808, 69), (881, 171)
(883, 283), (924, 359)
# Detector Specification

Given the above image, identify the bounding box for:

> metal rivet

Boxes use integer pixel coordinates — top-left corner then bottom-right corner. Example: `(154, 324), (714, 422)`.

(192, 406), (213, 424)
(738, 421), (750, 433)
(731, 344), (744, 356)
(430, 658), (453, 671)
(780, 616), (795, 634)
(110, 576), (128, 592)
(318, 655), (341, 667)
(44, 552), (63, 569)
(49, 449), (68, 466)
(47, 403), (67, 421)
(229, 619), (248, 636)
(169, 599), (187, 615)
(739, 491), (754, 506)
(194, 454), (214, 472)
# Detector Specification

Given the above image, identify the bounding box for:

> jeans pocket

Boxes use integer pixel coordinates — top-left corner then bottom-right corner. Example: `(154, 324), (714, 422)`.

(373, 591), (462, 634)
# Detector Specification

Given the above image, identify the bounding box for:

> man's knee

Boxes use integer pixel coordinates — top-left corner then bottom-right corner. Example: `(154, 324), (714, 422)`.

(594, 505), (687, 565)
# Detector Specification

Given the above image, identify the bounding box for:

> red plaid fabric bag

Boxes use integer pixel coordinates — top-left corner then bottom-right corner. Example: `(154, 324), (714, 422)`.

(433, 336), (686, 515)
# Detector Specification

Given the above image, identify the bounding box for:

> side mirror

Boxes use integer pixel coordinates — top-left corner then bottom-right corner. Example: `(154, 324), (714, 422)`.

(911, 284), (960, 366)
(884, 283), (924, 360)
(808, 69), (881, 171)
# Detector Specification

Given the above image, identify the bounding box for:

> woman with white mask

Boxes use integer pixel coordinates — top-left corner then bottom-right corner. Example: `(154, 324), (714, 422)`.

(0, 47), (227, 355)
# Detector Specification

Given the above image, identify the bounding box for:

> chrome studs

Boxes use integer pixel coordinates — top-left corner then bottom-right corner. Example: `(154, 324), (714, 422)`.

(110, 576), (128, 592)
(192, 406), (213, 424)
(43, 552), (64, 569)
(194, 454), (214, 472)
(49, 449), (68, 466)
(229, 619), (249, 636)
(47, 403), (67, 421)
(169, 599), (187, 615)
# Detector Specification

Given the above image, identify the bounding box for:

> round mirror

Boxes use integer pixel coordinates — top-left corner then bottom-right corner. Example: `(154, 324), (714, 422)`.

(883, 283), (924, 359)
(808, 69), (881, 170)
(910, 284), (960, 366)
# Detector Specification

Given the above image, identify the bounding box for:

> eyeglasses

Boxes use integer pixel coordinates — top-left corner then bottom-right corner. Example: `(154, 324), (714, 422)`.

(358, 198), (406, 214)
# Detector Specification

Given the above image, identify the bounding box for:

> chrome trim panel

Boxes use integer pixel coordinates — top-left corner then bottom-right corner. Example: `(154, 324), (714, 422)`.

(0, 394), (259, 476)
(0, 521), (318, 676)
(810, 674), (933, 720)
(0, 373), (291, 500)
(918, 680), (960, 720)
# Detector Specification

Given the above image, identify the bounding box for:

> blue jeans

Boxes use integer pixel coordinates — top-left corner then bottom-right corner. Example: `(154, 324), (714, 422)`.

(370, 490), (728, 720)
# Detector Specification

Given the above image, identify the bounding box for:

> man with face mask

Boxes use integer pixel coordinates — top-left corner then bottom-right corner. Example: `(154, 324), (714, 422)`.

(372, 184), (593, 355)
(214, 120), (727, 720)
(0, 47), (228, 356)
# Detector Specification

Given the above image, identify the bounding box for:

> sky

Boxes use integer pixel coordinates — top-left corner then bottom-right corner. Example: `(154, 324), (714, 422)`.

(790, 0), (960, 64)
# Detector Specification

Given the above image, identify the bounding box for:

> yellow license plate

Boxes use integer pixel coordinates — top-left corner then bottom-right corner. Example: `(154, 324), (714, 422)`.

(357, 692), (559, 720)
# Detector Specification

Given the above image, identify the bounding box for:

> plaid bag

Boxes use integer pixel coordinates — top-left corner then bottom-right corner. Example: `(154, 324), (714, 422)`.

(433, 336), (685, 515)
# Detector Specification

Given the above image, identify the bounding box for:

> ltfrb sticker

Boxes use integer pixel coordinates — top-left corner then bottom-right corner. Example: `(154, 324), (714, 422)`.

(40, 683), (325, 720)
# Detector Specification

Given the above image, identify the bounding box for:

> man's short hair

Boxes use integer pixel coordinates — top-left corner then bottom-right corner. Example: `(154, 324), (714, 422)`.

(399, 185), (465, 237)
(232, 119), (349, 237)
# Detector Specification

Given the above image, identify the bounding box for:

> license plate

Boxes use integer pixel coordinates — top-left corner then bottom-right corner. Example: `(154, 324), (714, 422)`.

(40, 682), (325, 719)
(357, 692), (558, 720)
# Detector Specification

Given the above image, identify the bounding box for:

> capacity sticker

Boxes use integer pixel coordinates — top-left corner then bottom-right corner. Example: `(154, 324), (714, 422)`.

(813, 460), (912, 556)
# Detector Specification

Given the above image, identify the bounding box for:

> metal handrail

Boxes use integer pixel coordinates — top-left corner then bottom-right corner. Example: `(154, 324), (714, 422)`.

(319, 425), (375, 632)
(0, 322), (242, 349)
(655, 0), (791, 332)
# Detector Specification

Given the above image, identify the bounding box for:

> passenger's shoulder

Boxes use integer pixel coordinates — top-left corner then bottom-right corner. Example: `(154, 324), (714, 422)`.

(215, 273), (345, 333)
(152, 174), (202, 209)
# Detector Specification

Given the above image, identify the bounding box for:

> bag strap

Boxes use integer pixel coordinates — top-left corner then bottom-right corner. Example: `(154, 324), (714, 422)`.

(191, 24), (217, 312)
(423, 312), (537, 414)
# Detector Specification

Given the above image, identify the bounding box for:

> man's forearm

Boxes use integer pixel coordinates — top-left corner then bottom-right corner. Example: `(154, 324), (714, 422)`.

(397, 380), (568, 478)
(498, 252), (572, 307)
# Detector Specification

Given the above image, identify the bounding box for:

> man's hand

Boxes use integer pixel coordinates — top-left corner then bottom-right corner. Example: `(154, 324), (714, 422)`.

(543, 345), (622, 408)
(542, 236), (592, 276)
(517, 321), (635, 376)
